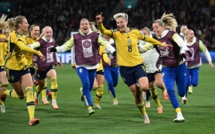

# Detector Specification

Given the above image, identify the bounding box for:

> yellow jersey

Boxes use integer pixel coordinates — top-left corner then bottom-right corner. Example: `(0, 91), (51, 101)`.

(5, 30), (41, 70)
(97, 23), (164, 67)
(25, 36), (38, 66)
(0, 34), (8, 66)
(96, 60), (103, 72)
(96, 44), (110, 72)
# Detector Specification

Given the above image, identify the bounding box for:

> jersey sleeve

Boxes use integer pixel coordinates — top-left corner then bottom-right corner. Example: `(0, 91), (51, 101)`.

(141, 42), (155, 53)
(199, 40), (212, 62)
(17, 40), (41, 56)
(138, 31), (163, 46)
(172, 33), (189, 53)
(97, 23), (113, 38)
(56, 37), (75, 52)
(98, 35), (115, 54)
(10, 32), (41, 55)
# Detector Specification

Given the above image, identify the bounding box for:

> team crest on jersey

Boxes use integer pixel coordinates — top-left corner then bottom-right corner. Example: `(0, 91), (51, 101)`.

(82, 39), (93, 58)
(82, 39), (91, 48)
(158, 42), (169, 57)
(127, 38), (131, 44)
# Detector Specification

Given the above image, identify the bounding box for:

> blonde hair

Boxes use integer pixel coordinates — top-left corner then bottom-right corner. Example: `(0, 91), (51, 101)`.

(80, 18), (89, 25)
(0, 14), (7, 29)
(89, 22), (99, 32)
(160, 13), (178, 29)
(113, 12), (128, 21)
(184, 29), (193, 36)
(42, 26), (52, 34)
(141, 27), (151, 35)
(154, 13), (178, 29)
(7, 15), (26, 31)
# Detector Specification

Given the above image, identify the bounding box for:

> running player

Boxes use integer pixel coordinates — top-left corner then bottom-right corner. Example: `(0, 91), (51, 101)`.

(5, 15), (45, 126)
(50, 18), (114, 115)
(139, 27), (167, 114)
(185, 29), (214, 95)
(30, 26), (61, 110)
(96, 12), (170, 123)
(140, 13), (190, 122)
(0, 16), (9, 113)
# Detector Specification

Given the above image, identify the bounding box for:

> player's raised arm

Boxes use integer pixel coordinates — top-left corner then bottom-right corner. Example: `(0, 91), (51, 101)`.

(96, 12), (113, 37)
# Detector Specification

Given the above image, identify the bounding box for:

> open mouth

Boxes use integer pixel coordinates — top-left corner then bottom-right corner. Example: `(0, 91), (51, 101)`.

(118, 26), (124, 31)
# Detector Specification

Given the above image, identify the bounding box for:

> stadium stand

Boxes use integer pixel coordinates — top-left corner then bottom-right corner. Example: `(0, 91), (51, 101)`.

(1, 0), (214, 50)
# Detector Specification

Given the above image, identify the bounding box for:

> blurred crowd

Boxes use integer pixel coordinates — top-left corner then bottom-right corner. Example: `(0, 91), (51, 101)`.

(125, 0), (215, 51)
(3, 0), (215, 51)
(6, 0), (117, 46)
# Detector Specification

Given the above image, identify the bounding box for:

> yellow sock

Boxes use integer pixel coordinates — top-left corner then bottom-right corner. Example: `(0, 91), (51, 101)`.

(25, 87), (35, 120)
(87, 106), (92, 110)
(189, 86), (193, 91)
(41, 79), (48, 99)
(137, 102), (147, 116)
(35, 85), (43, 95)
(175, 107), (181, 113)
(41, 89), (47, 100)
(4, 89), (20, 99)
(0, 99), (3, 105)
(2, 83), (20, 99)
(150, 87), (162, 107)
(50, 77), (58, 101)
(95, 85), (103, 104)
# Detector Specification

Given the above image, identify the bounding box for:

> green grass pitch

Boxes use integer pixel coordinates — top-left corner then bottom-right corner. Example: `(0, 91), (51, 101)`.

(0, 64), (215, 134)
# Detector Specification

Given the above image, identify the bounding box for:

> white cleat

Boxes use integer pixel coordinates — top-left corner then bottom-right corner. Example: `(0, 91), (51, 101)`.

(113, 99), (118, 105)
(94, 104), (102, 109)
(173, 115), (185, 122)
(88, 107), (95, 116)
(143, 114), (150, 124)
(0, 104), (6, 113)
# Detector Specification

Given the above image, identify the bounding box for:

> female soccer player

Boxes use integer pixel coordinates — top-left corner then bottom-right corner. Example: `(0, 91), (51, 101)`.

(88, 22), (108, 109)
(141, 13), (190, 122)
(26, 24), (52, 104)
(30, 26), (61, 110)
(0, 18), (9, 113)
(139, 27), (168, 114)
(50, 18), (114, 115)
(185, 29), (214, 94)
(26, 24), (40, 81)
(96, 12), (170, 123)
(5, 15), (45, 126)
(102, 34), (119, 106)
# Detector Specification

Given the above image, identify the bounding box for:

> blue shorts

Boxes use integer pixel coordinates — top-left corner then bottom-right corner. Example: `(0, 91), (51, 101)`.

(119, 64), (147, 86)
(6, 67), (30, 83)
(36, 65), (56, 80)
(29, 67), (36, 75)
(147, 70), (162, 83)
(0, 66), (5, 72)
